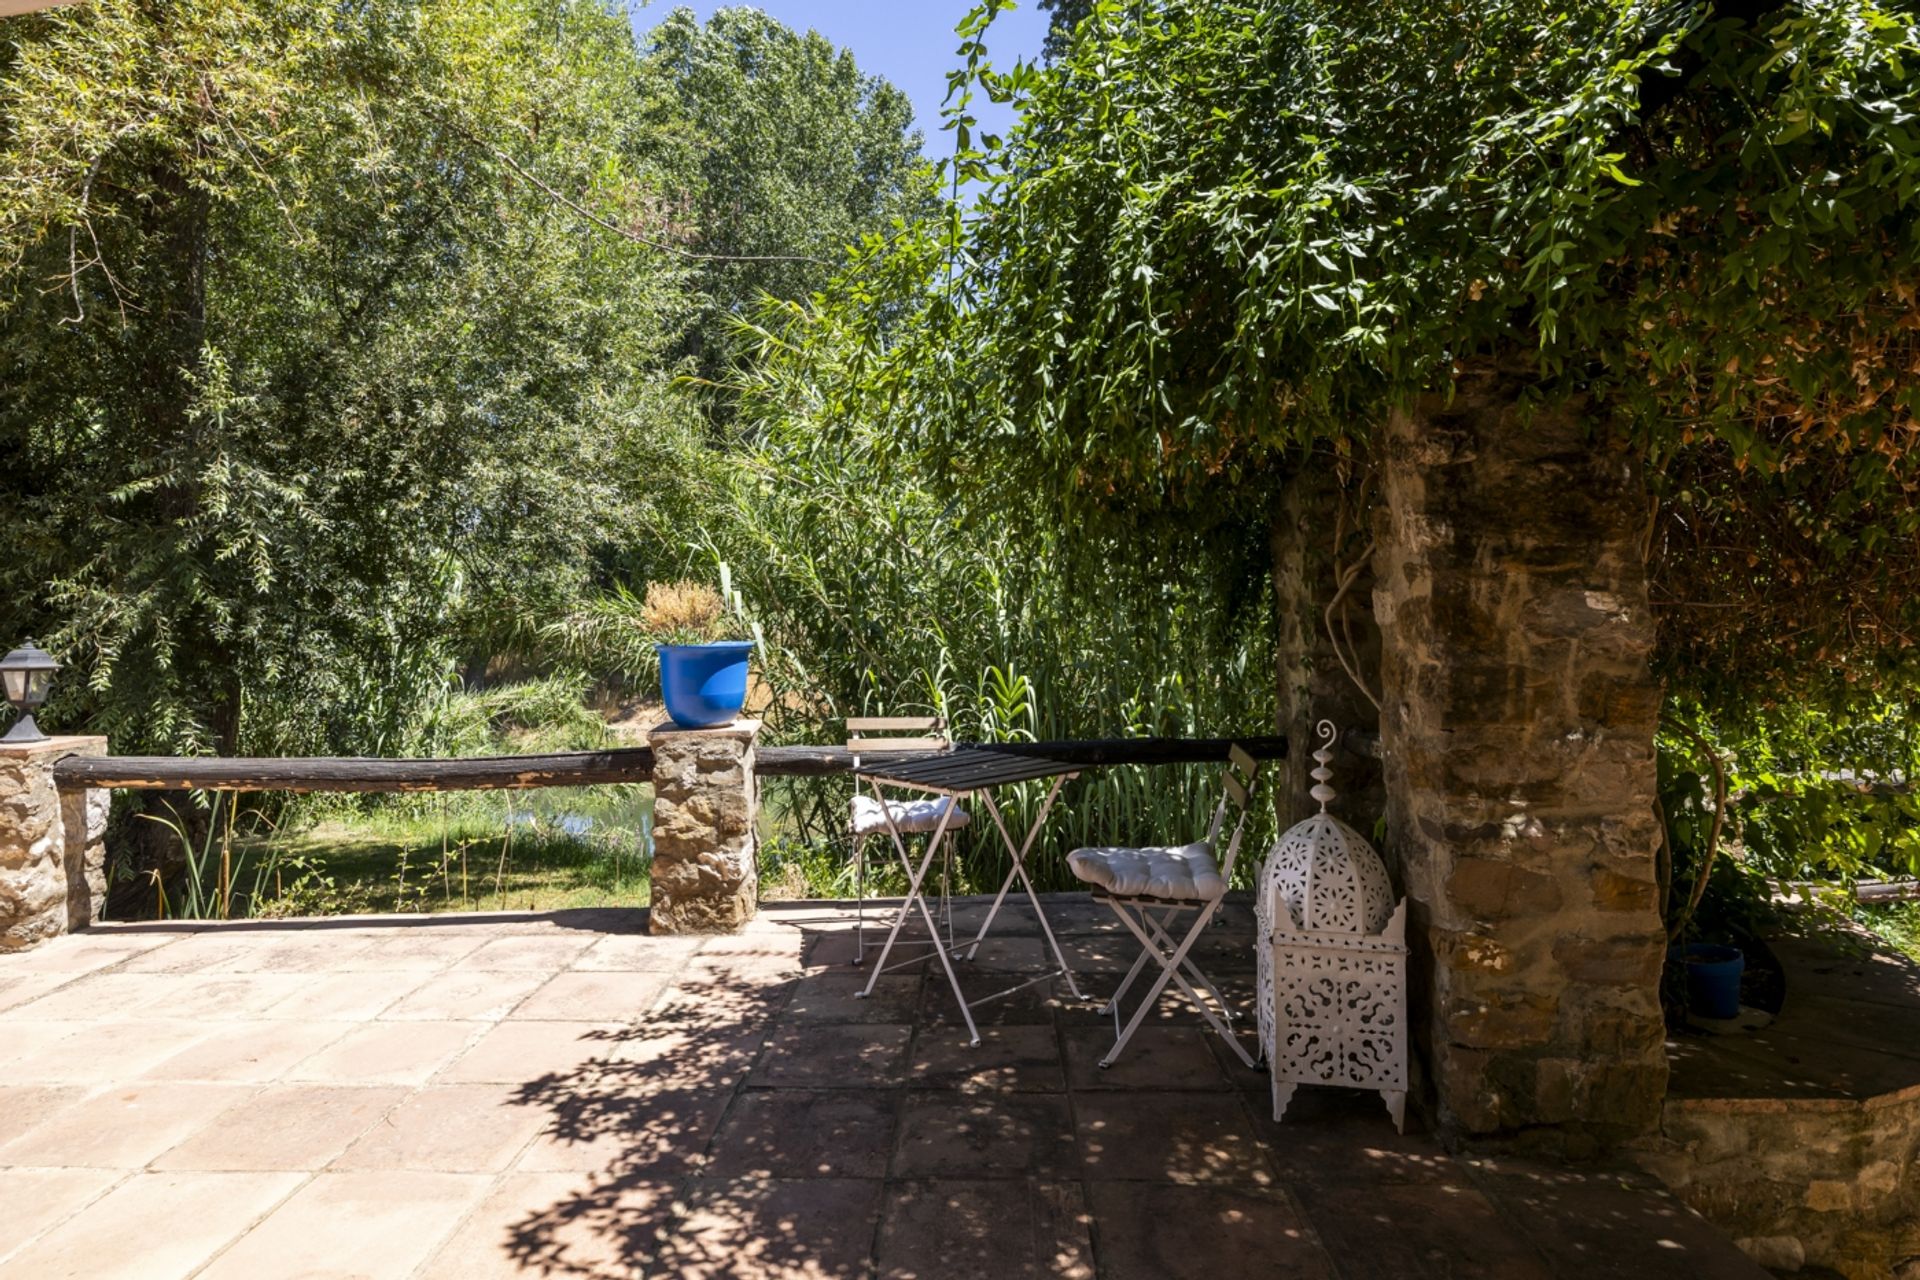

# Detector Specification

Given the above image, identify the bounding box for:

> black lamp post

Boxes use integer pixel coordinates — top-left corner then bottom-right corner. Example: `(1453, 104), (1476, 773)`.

(0, 641), (60, 745)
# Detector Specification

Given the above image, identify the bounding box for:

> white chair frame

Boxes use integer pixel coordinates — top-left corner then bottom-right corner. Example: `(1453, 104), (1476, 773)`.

(847, 716), (959, 966)
(1089, 745), (1262, 1070)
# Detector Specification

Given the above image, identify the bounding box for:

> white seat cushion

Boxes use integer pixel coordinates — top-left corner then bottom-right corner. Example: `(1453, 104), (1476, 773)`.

(851, 794), (972, 836)
(1066, 842), (1225, 902)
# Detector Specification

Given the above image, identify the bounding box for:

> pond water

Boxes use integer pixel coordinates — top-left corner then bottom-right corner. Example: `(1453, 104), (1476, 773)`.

(505, 784), (655, 852)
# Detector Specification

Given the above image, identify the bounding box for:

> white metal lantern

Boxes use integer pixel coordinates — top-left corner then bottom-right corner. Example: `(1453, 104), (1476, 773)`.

(1257, 720), (1409, 1132)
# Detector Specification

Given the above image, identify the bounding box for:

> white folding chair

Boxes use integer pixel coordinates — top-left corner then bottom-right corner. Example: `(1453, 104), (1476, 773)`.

(847, 716), (971, 966)
(1066, 744), (1262, 1069)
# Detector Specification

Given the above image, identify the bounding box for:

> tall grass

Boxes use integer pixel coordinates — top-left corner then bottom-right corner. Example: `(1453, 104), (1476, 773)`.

(604, 351), (1284, 895)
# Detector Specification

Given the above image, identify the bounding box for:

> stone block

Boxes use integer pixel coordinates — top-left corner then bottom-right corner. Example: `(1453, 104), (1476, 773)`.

(647, 720), (759, 935)
(1445, 858), (1563, 919)
(0, 736), (109, 951)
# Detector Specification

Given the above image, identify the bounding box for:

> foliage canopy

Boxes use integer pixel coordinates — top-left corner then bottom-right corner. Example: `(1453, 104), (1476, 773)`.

(795, 0), (1920, 702)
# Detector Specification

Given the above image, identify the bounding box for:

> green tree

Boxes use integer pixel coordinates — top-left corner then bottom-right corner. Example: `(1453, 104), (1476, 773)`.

(635, 5), (936, 396)
(0, 0), (696, 756)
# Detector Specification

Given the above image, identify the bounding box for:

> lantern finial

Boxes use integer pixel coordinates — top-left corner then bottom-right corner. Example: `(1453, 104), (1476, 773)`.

(1309, 719), (1337, 812)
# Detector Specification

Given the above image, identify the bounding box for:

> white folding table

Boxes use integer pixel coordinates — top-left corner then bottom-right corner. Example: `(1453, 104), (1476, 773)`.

(854, 746), (1089, 1045)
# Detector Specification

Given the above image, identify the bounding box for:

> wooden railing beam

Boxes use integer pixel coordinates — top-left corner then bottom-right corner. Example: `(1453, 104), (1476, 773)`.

(51, 735), (1288, 793)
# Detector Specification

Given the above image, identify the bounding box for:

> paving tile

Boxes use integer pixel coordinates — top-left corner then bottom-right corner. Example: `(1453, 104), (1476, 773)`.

(0, 1020), (80, 1070)
(514, 1079), (733, 1176)
(454, 934), (599, 972)
(698, 932), (805, 961)
(139, 1020), (356, 1083)
(3, 1019), (221, 1086)
(657, 1176), (883, 1280)
(437, 1020), (627, 1085)
(260, 970), (423, 1020)
(961, 936), (1052, 972)
(332, 1083), (551, 1172)
(193, 1169), (493, 1280)
(114, 937), (268, 974)
(1060, 933), (1146, 974)
(893, 1092), (1077, 1178)
(156, 973), (325, 1020)
(224, 931), (393, 973)
(377, 969), (549, 1022)
(328, 932), (491, 972)
(602, 1024), (769, 1090)
(286, 1020), (482, 1085)
(1061, 1023), (1231, 1091)
(153, 1084), (409, 1171)
(0, 930), (175, 975)
(572, 933), (704, 972)
(1292, 1179), (1555, 1278)
(784, 972), (922, 1023)
(706, 1089), (899, 1179)
(905, 1024), (1066, 1093)
(650, 965), (796, 1028)
(874, 1179), (1092, 1280)
(1075, 1091), (1274, 1186)
(916, 972), (1060, 1026)
(0, 1170), (303, 1280)
(4, 972), (190, 1020)
(0, 1082), (252, 1169)
(509, 971), (672, 1021)
(1469, 1161), (1770, 1279)
(0, 973), (83, 1014)
(749, 1022), (912, 1089)
(1086, 1182), (1335, 1280)
(0, 1167), (125, 1266)
(0, 1084), (86, 1148)
(414, 1171), (675, 1279)
(1254, 1085), (1456, 1184)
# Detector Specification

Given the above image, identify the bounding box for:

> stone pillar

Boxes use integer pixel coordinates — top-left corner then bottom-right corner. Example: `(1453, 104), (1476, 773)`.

(0, 736), (111, 950)
(647, 719), (759, 934)
(1373, 368), (1667, 1151)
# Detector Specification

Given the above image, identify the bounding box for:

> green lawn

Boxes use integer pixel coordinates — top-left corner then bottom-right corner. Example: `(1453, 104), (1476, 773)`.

(233, 786), (655, 917)
(1861, 900), (1920, 965)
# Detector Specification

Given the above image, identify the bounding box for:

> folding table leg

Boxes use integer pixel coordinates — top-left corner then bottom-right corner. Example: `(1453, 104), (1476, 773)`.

(974, 782), (1086, 1001)
(857, 794), (982, 1046)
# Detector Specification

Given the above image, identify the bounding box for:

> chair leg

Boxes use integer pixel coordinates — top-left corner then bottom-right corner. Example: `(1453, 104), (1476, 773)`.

(1100, 899), (1159, 1014)
(1144, 909), (1242, 1025)
(852, 833), (866, 967)
(1101, 898), (1219, 1068)
(1104, 897), (1256, 1069)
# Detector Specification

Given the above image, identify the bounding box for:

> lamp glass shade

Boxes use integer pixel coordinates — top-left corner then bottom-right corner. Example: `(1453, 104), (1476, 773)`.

(23, 669), (50, 704)
(1, 668), (21, 704)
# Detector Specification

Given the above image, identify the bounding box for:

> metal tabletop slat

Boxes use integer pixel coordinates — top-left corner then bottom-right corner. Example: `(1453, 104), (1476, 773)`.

(856, 747), (1079, 791)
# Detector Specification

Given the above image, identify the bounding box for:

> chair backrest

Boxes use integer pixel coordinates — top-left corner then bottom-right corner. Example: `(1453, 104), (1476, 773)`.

(1205, 744), (1263, 879)
(846, 716), (951, 760)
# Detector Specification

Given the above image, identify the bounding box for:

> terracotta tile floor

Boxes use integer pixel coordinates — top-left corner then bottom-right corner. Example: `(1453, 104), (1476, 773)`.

(0, 896), (1766, 1279)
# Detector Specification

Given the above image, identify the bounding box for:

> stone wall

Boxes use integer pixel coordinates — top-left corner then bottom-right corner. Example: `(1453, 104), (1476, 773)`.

(1372, 368), (1668, 1149)
(1270, 469), (1385, 831)
(647, 719), (759, 934)
(1640, 1090), (1920, 1279)
(0, 736), (110, 950)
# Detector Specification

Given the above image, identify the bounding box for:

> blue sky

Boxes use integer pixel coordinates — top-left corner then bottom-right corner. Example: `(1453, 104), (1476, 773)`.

(627, 1), (1054, 153)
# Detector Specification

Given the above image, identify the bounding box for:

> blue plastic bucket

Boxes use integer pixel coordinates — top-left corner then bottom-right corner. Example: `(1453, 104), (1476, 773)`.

(658, 642), (753, 729)
(1684, 943), (1745, 1019)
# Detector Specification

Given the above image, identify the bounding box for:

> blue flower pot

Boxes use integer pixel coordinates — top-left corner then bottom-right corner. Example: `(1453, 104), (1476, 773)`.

(658, 642), (753, 729)
(1684, 943), (1745, 1019)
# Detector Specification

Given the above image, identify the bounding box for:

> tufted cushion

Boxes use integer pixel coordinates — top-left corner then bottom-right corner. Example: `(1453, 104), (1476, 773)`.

(1066, 842), (1226, 902)
(850, 794), (972, 836)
